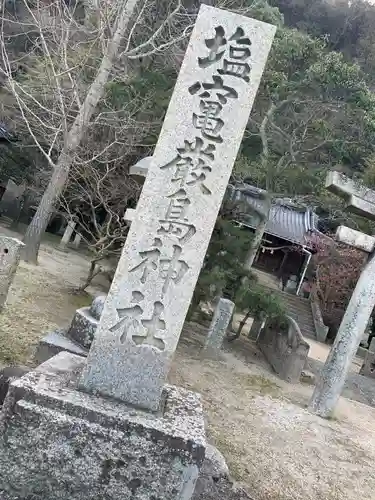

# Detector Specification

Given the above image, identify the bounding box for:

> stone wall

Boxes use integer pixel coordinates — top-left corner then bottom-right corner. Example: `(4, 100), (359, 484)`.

(257, 316), (310, 383)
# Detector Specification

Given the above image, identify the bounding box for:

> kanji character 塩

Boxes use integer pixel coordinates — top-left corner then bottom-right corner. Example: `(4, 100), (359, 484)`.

(133, 301), (166, 351)
(189, 75), (238, 105)
(159, 245), (189, 294)
(193, 100), (224, 143)
(198, 26), (227, 68)
(219, 27), (251, 82)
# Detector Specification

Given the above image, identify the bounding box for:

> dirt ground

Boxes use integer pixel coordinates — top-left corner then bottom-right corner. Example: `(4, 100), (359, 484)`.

(1, 225), (375, 500)
(0, 226), (105, 365)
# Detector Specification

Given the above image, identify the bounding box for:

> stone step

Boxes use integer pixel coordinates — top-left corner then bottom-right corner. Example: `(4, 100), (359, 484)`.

(0, 216), (12, 228)
(35, 329), (88, 364)
(257, 283), (317, 340)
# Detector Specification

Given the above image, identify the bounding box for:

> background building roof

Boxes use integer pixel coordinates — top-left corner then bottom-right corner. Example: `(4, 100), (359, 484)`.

(232, 183), (318, 247)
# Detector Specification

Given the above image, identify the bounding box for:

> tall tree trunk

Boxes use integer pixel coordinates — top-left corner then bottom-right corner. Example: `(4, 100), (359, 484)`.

(22, 0), (141, 263)
(227, 309), (251, 342)
(244, 195), (271, 271)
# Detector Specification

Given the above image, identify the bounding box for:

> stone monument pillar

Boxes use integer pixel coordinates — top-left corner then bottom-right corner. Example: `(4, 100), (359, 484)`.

(204, 298), (235, 352)
(0, 235), (24, 312)
(59, 220), (76, 249)
(80, 9), (276, 411)
(0, 7), (275, 499)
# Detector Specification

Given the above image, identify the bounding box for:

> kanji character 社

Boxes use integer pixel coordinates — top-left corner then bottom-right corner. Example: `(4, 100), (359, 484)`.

(132, 301), (166, 351)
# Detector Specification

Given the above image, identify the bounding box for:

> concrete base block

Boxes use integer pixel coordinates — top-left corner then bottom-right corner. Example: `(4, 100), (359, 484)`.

(34, 329), (88, 364)
(0, 352), (206, 500)
(356, 346), (368, 359)
(66, 306), (99, 348)
(360, 350), (375, 378)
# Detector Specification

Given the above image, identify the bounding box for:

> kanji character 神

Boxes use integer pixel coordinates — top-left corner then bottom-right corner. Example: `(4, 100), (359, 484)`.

(159, 245), (189, 294)
(129, 239), (189, 294)
(129, 238), (162, 284)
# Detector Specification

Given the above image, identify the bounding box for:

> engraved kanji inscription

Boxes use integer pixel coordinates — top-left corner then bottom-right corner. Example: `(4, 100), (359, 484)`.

(189, 76), (238, 104)
(110, 291), (145, 344)
(159, 245), (189, 294)
(193, 100), (224, 143)
(129, 239), (189, 294)
(160, 138), (215, 195)
(129, 238), (162, 284)
(198, 26), (251, 82)
(157, 220), (196, 244)
(198, 26), (226, 68)
(218, 60), (250, 82)
(156, 189), (196, 244)
(133, 301), (166, 351)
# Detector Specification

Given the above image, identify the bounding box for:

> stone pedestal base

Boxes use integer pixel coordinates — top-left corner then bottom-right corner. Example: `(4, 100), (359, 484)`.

(0, 352), (206, 500)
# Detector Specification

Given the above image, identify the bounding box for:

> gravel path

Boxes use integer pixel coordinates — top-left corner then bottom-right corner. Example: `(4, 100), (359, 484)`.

(169, 325), (375, 500)
(307, 357), (375, 408)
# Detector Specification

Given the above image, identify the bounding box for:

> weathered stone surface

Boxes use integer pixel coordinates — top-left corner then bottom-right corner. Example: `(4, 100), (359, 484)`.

(0, 352), (206, 500)
(80, 7), (276, 411)
(90, 295), (106, 321)
(310, 292), (329, 343)
(193, 480), (254, 500)
(205, 298), (234, 350)
(35, 329), (88, 364)
(309, 250), (375, 417)
(67, 306), (99, 348)
(257, 316), (310, 383)
(335, 225), (375, 253)
(72, 232), (82, 248)
(0, 235), (24, 312)
(300, 370), (315, 385)
(325, 171), (375, 206)
(0, 366), (29, 406)
(0, 180), (25, 220)
(129, 156), (152, 178)
(59, 220), (76, 249)
(359, 350), (375, 379)
(192, 443), (254, 500)
(247, 318), (264, 340)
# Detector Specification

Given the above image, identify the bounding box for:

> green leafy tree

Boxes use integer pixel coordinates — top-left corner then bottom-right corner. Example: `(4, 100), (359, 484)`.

(228, 283), (287, 341)
(188, 199), (255, 319)
(236, 22), (375, 268)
